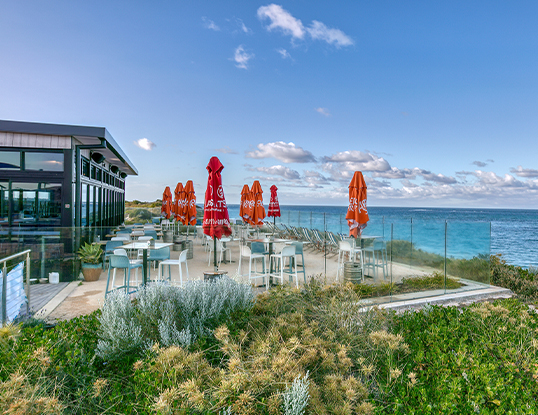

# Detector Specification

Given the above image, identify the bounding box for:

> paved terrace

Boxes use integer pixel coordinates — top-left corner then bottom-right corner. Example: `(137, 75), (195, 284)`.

(33, 234), (511, 322)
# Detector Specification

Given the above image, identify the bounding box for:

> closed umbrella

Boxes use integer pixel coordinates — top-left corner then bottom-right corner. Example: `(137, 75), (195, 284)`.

(161, 186), (173, 220)
(345, 171), (369, 238)
(173, 182), (185, 222)
(268, 185), (281, 218)
(240, 184), (250, 224)
(250, 180), (266, 227)
(203, 156), (232, 271)
(184, 180), (197, 226)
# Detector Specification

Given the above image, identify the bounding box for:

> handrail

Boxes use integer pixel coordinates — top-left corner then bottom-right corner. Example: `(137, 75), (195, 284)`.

(1, 249), (32, 325)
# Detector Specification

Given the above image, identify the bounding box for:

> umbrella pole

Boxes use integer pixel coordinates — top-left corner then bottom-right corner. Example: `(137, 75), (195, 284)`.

(213, 236), (218, 272)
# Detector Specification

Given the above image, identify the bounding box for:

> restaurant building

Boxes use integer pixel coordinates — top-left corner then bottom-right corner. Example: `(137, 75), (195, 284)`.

(0, 120), (138, 279)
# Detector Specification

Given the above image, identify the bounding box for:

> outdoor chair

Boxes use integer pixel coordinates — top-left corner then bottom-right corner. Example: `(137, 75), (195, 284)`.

(103, 240), (125, 270)
(105, 253), (143, 298)
(290, 241), (306, 284)
(148, 246), (171, 272)
(362, 239), (388, 281)
(238, 245), (268, 289)
(144, 230), (159, 240)
(270, 245), (299, 288)
(158, 248), (188, 286)
(207, 239), (231, 266)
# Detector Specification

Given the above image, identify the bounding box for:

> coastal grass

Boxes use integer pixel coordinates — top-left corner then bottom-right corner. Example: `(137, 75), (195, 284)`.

(2, 264), (538, 414)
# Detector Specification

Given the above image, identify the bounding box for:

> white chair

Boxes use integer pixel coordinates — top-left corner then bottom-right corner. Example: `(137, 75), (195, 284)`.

(238, 245), (268, 289)
(270, 245), (298, 288)
(136, 236), (153, 260)
(362, 239), (388, 281)
(158, 249), (189, 287)
(207, 239), (231, 266)
(337, 239), (364, 281)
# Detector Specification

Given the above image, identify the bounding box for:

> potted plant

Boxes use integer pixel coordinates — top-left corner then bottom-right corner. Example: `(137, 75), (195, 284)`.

(77, 242), (103, 282)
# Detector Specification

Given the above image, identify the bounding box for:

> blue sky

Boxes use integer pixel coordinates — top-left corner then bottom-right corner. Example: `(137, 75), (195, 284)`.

(2, 1), (538, 208)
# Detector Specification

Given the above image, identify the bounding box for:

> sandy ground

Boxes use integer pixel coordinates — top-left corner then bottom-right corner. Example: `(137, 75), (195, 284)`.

(46, 235), (432, 322)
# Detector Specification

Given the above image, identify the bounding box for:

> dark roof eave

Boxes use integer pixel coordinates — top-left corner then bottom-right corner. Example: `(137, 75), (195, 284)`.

(0, 119), (138, 176)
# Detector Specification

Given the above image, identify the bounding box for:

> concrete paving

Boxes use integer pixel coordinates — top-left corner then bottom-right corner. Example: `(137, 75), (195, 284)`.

(42, 235), (512, 322)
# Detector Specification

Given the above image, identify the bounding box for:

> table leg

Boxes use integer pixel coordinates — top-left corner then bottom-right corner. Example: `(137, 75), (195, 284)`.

(143, 249), (148, 285)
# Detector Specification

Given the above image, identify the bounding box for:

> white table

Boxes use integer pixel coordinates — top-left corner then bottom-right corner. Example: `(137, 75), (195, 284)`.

(121, 242), (173, 284)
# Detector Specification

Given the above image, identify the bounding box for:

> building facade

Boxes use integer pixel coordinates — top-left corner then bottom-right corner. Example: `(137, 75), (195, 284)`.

(0, 120), (138, 279)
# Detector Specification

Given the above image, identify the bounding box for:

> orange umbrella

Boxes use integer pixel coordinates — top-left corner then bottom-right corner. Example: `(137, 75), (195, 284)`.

(244, 184), (255, 225)
(161, 186), (173, 219)
(240, 184), (250, 223)
(345, 171), (369, 237)
(250, 180), (266, 227)
(183, 180), (197, 226)
(173, 182), (185, 222)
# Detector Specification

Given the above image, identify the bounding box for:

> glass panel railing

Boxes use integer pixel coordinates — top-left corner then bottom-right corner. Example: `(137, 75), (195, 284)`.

(446, 221), (490, 287)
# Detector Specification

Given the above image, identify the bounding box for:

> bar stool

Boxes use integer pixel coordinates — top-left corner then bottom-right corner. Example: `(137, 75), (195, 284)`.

(362, 239), (388, 281)
(290, 241), (306, 284)
(105, 253), (143, 298)
(158, 249), (189, 287)
(270, 245), (299, 288)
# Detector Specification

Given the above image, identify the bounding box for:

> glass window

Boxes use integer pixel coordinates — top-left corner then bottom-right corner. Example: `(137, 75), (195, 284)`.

(81, 158), (90, 177)
(91, 165), (96, 180)
(5, 182), (61, 226)
(25, 152), (64, 171)
(96, 168), (102, 182)
(0, 151), (21, 170)
(89, 185), (94, 226)
(81, 183), (87, 227)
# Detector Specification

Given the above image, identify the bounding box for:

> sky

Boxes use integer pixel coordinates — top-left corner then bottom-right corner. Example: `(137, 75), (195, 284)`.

(1, 1), (538, 209)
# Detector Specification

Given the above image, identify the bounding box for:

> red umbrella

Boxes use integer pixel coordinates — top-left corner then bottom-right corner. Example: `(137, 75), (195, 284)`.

(250, 180), (266, 227)
(345, 171), (369, 238)
(203, 157), (232, 270)
(268, 185), (281, 218)
(161, 186), (173, 220)
(173, 182), (185, 222)
(183, 180), (197, 226)
(240, 184), (250, 224)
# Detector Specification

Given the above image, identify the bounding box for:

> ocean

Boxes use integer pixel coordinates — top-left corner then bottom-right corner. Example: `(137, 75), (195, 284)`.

(226, 205), (538, 268)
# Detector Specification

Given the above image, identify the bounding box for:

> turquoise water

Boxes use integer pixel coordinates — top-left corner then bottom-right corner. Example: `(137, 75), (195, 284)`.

(227, 205), (538, 268)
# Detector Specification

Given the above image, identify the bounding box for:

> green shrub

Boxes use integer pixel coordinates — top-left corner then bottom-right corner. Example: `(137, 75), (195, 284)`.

(490, 254), (538, 301)
(388, 299), (538, 413)
(96, 279), (255, 362)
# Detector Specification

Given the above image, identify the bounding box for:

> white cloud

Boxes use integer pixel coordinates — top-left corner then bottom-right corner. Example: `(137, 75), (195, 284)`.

(322, 151), (391, 174)
(510, 165), (538, 178)
(235, 17), (251, 33)
(472, 160), (487, 167)
(277, 48), (291, 59)
(257, 4), (353, 48)
(307, 20), (354, 48)
(134, 138), (156, 151)
(233, 45), (254, 69)
(315, 107), (331, 116)
(246, 141), (316, 163)
(202, 17), (220, 31)
(249, 164), (301, 180)
(303, 170), (331, 187)
(215, 146), (238, 155)
(257, 4), (305, 39)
